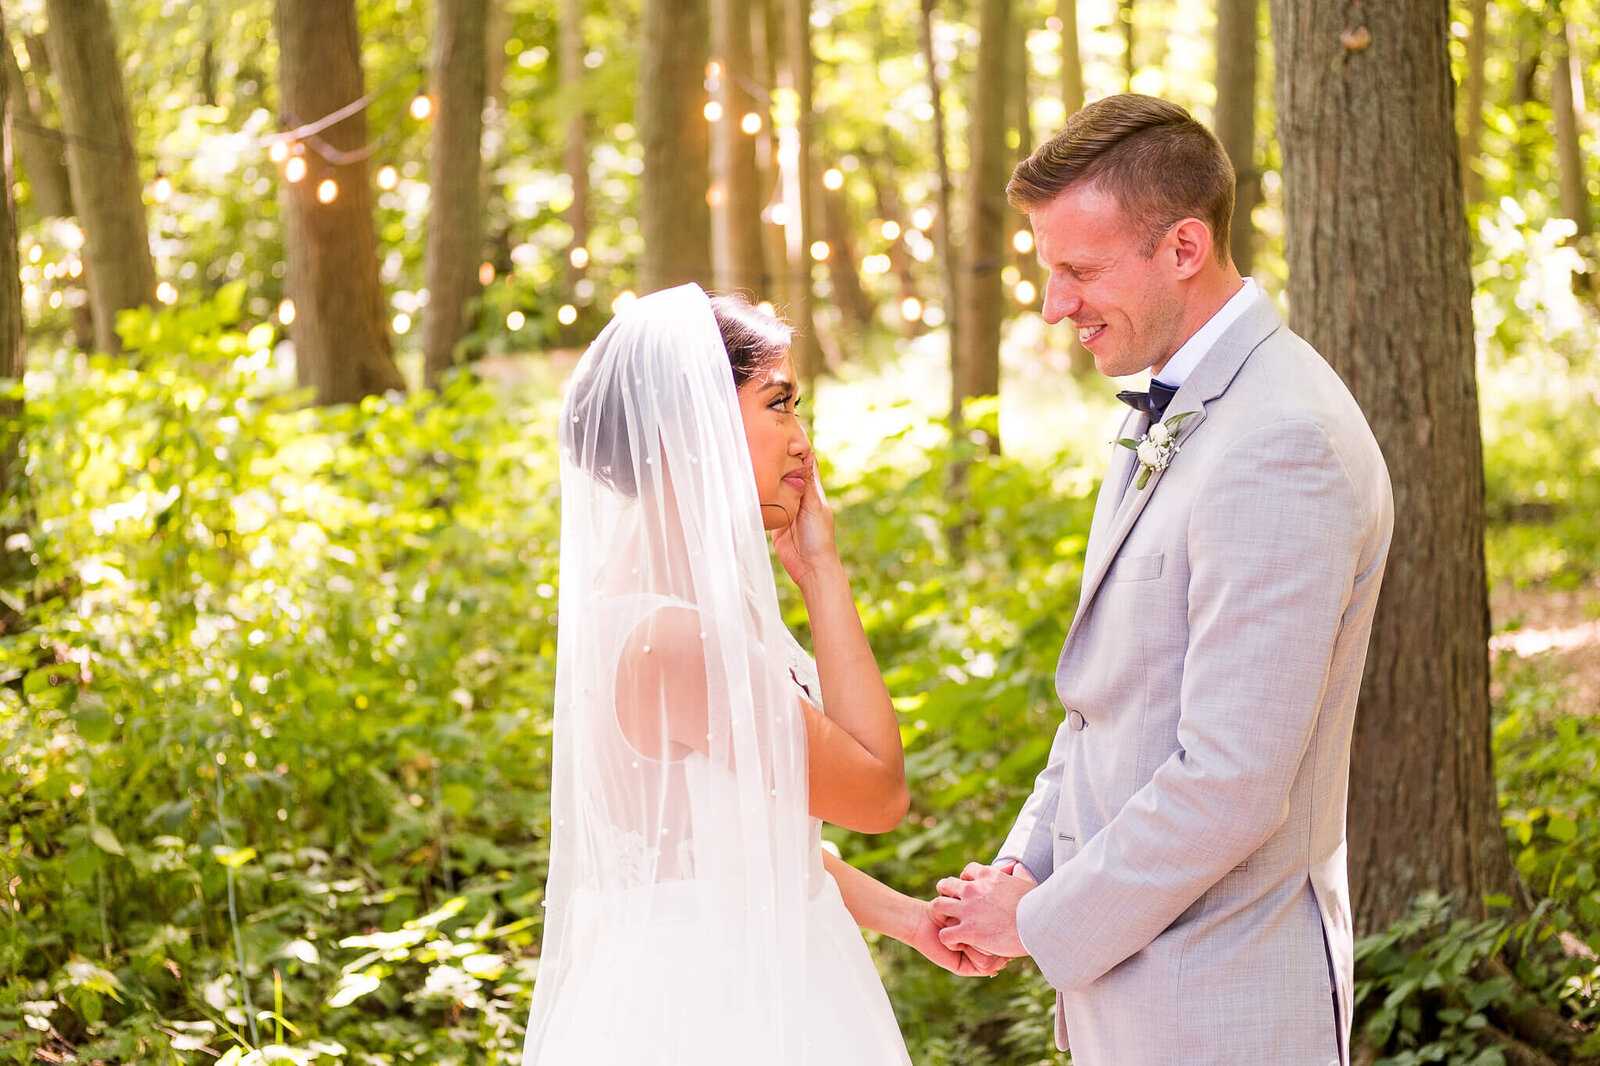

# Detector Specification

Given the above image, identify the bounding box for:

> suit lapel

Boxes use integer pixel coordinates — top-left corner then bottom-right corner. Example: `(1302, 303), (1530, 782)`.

(1061, 293), (1286, 653)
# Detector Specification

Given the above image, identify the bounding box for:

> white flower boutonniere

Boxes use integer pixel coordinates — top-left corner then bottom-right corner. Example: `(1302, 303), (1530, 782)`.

(1117, 410), (1197, 490)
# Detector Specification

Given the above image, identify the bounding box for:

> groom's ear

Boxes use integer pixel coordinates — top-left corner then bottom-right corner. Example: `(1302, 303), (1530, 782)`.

(1169, 218), (1213, 280)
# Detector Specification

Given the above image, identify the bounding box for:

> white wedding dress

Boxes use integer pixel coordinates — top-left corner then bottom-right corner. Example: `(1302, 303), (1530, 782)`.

(525, 284), (911, 1066)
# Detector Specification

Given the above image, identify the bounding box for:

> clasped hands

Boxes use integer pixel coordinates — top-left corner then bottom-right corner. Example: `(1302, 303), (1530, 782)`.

(913, 860), (1037, 978)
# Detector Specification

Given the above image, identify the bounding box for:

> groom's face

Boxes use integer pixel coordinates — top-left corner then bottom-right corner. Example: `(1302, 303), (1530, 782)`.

(1032, 184), (1185, 379)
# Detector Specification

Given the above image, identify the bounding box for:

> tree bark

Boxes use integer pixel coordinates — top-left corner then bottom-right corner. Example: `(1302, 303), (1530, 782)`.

(1271, 0), (1519, 934)
(42, 0), (156, 355)
(919, 0), (959, 389)
(3, 37), (72, 218)
(1549, 1), (1592, 241)
(273, 0), (406, 405)
(1, 5), (30, 615)
(711, 0), (766, 297)
(1459, 0), (1488, 203)
(781, 0), (822, 384)
(638, 0), (713, 294)
(1058, 0), (1083, 116)
(1214, 0), (1258, 275)
(822, 179), (870, 334)
(955, 0), (1010, 426)
(558, 0), (588, 340)
(422, 0), (489, 388)
(1119, 0), (1136, 90)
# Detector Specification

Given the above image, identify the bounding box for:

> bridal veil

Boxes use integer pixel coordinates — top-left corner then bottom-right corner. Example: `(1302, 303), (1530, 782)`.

(523, 284), (812, 1064)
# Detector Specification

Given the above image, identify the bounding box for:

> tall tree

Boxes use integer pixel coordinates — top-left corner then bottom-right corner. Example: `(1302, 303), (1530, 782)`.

(919, 0), (959, 382)
(710, 0), (766, 296)
(638, 0), (712, 293)
(0, 6), (28, 608)
(1549, 0), (1593, 292)
(1058, 0), (1083, 116)
(781, 0), (822, 384)
(1459, 0), (1488, 203)
(954, 0), (1011, 432)
(42, 0), (156, 355)
(1213, 0), (1259, 275)
(1271, 0), (1518, 935)
(2, 37), (71, 218)
(421, 0), (489, 388)
(822, 177), (871, 334)
(558, 0), (589, 335)
(1118, 0), (1136, 90)
(273, 0), (406, 405)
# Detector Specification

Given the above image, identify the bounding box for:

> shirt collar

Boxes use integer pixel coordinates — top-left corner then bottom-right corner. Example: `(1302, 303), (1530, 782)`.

(1151, 277), (1258, 390)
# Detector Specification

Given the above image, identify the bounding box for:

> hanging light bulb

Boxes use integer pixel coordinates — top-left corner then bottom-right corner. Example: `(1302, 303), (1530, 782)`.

(823, 168), (843, 190)
(152, 175), (173, 203)
(569, 246), (590, 269)
(156, 282), (178, 305)
(810, 240), (830, 261)
(479, 262), (496, 286)
(1013, 229), (1035, 254)
(270, 141), (290, 164)
(279, 299), (296, 325)
(900, 297), (923, 322)
(880, 220), (902, 241)
(410, 94), (434, 121)
(377, 165), (398, 190)
(507, 310), (526, 330)
(741, 112), (762, 134)
(393, 312), (412, 334)
(704, 101), (724, 122)
(1014, 280), (1037, 304)
(284, 157), (308, 183)
(557, 304), (578, 325)
(317, 179), (339, 204)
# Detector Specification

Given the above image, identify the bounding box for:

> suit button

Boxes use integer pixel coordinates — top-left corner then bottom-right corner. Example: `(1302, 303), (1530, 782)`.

(1068, 710), (1086, 731)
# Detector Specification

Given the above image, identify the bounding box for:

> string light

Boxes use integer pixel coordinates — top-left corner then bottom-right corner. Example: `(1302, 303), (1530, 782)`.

(880, 220), (901, 240)
(912, 207), (935, 230)
(569, 247), (589, 269)
(900, 297), (923, 322)
(1003, 265), (1021, 287)
(507, 310), (526, 330)
(611, 291), (637, 314)
(769, 203), (791, 227)
(479, 262), (496, 286)
(1015, 280), (1037, 304)
(270, 141), (290, 164)
(706, 184), (726, 207)
(810, 240), (830, 261)
(393, 312), (412, 334)
(152, 175), (173, 203)
(377, 165), (398, 189)
(317, 179), (339, 203)
(823, 168), (843, 190)
(704, 101), (724, 122)
(706, 60), (723, 80)
(279, 299), (296, 325)
(410, 94), (434, 121)
(1012, 230), (1035, 254)
(156, 282), (178, 304)
(27, 245), (40, 264)
(68, 260), (82, 278)
(558, 304), (578, 325)
(741, 112), (762, 134)
(284, 157), (308, 183)
(861, 253), (891, 274)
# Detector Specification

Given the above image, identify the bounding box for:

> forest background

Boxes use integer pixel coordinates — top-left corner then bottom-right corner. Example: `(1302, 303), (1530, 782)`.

(1, 0), (1599, 1063)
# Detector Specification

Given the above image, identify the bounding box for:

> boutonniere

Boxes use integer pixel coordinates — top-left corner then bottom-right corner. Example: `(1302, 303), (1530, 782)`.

(1117, 411), (1197, 490)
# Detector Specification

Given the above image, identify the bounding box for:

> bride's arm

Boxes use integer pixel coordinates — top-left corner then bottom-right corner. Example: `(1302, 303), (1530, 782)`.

(822, 850), (1005, 977)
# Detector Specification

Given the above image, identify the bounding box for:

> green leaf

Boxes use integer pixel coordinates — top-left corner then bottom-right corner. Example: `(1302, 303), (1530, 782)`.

(89, 823), (125, 856)
(1545, 815), (1577, 842)
(211, 845), (257, 868)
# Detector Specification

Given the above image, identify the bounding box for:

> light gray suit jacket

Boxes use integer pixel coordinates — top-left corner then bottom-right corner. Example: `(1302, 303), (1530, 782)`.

(999, 292), (1393, 1065)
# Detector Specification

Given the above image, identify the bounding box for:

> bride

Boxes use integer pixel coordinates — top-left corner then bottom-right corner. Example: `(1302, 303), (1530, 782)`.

(523, 284), (994, 1065)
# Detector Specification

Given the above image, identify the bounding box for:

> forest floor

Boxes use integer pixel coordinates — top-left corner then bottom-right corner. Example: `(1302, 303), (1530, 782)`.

(1492, 575), (1600, 715)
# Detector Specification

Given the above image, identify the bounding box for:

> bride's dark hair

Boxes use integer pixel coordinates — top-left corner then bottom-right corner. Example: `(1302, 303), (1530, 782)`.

(568, 292), (795, 498)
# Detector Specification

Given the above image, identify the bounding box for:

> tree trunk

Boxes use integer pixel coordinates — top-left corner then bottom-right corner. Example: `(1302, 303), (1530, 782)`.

(1, 5), (30, 614)
(919, 0), (959, 390)
(274, 0), (406, 405)
(1459, 0), (1488, 204)
(956, 0), (1010, 427)
(422, 0), (488, 388)
(756, 0), (787, 305)
(872, 172), (923, 337)
(558, 0), (588, 341)
(1271, 0), (1518, 935)
(1119, 0), (1136, 90)
(711, 0), (766, 297)
(42, 0), (156, 355)
(1549, 1), (1592, 241)
(3, 37), (72, 218)
(638, 0), (712, 294)
(781, 0), (822, 385)
(822, 180), (871, 335)
(1059, 0), (1083, 116)
(1214, 0), (1258, 275)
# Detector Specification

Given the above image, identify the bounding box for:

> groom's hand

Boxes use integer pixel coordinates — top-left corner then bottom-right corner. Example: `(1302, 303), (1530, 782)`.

(906, 901), (1011, 977)
(931, 862), (1035, 959)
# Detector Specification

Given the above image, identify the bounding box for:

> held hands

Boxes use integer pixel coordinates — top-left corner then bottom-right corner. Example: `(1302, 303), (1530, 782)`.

(905, 899), (1011, 978)
(930, 861), (1037, 962)
(771, 456), (840, 590)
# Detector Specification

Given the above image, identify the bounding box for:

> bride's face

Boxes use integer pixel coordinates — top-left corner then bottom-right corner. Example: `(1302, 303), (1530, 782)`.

(736, 353), (812, 530)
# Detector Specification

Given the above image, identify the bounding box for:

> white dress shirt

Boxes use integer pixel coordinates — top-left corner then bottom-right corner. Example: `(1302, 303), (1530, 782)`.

(1151, 277), (1258, 390)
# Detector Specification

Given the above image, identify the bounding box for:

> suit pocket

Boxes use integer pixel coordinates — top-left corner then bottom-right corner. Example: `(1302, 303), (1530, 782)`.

(1109, 551), (1163, 582)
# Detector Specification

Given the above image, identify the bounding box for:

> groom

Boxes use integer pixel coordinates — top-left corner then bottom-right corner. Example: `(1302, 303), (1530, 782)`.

(931, 95), (1393, 1065)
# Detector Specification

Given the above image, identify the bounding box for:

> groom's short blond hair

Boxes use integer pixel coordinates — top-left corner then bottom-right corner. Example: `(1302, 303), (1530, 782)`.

(1008, 94), (1236, 265)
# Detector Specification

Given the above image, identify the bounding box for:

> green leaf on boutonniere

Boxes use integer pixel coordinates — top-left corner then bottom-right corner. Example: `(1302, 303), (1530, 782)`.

(1134, 467), (1153, 490)
(1115, 438), (1141, 449)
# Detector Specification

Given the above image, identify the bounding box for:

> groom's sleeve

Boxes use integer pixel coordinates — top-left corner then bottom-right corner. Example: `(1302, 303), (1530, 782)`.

(996, 720), (1071, 880)
(1016, 419), (1381, 992)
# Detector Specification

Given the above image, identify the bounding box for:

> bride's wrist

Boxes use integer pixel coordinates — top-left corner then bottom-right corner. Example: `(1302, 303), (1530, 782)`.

(795, 559), (847, 598)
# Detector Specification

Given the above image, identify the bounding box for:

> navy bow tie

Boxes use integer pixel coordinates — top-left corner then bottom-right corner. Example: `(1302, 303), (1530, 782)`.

(1116, 379), (1178, 422)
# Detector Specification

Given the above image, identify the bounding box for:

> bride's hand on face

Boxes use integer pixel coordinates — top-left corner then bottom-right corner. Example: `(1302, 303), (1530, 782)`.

(771, 457), (841, 589)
